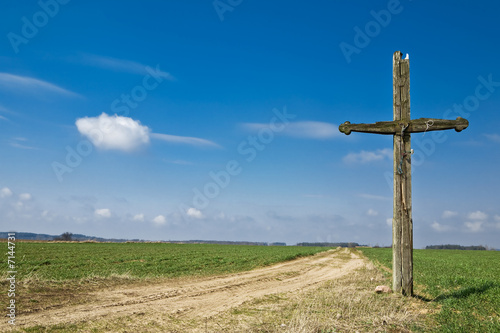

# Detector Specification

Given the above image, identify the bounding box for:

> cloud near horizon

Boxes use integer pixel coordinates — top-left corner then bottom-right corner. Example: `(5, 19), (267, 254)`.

(442, 210), (459, 219)
(95, 208), (111, 218)
(152, 215), (167, 225)
(76, 113), (220, 152)
(467, 211), (488, 221)
(1, 187), (13, 198)
(343, 148), (392, 164)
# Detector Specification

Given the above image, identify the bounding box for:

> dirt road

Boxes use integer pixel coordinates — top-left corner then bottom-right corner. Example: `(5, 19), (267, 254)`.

(9, 248), (367, 330)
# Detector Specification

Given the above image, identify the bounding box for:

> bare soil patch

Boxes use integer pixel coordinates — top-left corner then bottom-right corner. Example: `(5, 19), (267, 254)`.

(4, 248), (432, 332)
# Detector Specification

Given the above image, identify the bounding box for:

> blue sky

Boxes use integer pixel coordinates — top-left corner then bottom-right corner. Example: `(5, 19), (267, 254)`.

(1, 0), (499, 248)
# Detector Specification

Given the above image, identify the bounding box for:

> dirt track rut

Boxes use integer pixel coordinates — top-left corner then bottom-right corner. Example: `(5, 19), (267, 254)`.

(9, 248), (366, 330)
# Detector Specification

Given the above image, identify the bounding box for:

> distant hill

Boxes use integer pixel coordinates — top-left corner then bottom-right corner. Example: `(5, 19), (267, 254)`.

(0, 232), (137, 243)
(425, 244), (488, 250)
(0, 232), (286, 246)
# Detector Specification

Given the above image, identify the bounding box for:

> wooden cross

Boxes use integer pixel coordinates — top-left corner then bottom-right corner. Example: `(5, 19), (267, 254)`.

(339, 51), (469, 295)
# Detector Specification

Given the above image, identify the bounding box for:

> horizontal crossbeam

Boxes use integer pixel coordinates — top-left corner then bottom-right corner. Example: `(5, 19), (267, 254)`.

(338, 117), (468, 135)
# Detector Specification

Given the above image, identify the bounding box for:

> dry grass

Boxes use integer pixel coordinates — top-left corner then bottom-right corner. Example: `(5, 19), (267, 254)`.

(195, 254), (436, 332)
(7, 249), (437, 332)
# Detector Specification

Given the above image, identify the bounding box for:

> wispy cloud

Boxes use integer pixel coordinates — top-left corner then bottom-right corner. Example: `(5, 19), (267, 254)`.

(0, 73), (82, 98)
(442, 210), (459, 219)
(303, 194), (330, 199)
(9, 137), (36, 150)
(359, 193), (391, 201)
(19, 193), (32, 201)
(0, 105), (21, 118)
(164, 159), (194, 165)
(366, 209), (379, 216)
(151, 133), (221, 149)
(343, 148), (392, 164)
(0, 115), (7, 121)
(243, 121), (339, 139)
(79, 54), (175, 80)
(432, 221), (454, 232)
(484, 133), (500, 144)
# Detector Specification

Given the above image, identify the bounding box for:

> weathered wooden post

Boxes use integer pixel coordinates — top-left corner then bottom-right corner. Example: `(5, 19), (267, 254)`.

(393, 51), (412, 295)
(339, 51), (469, 295)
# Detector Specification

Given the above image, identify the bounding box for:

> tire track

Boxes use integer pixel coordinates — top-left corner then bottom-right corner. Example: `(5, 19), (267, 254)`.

(6, 248), (367, 330)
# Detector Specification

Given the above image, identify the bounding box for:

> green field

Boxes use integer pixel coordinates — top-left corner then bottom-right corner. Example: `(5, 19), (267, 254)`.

(3, 242), (499, 332)
(3, 242), (329, 281)
(360, 248), (500, 332)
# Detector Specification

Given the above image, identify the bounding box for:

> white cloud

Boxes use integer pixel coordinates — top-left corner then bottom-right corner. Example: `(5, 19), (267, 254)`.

(465, 221), (483, 232)
(133, 214), (145, 222)
(187, 207), (204, 219)
(76, 113), (150, 152)
(0, 73), (81, 98)
(386, 218), (392, 226)
(343, 148), (392, 164)
(442, 210), (458, 219)
(80, 54), (174, 80)
(432, 221), (453, 232)
(0, 115), (7, 121)
(152, 215), (166, 225)
(366, 209), (379, 216)
(76, 113), (220, 152)
(243, 121), (340, 139)
(151, 133), (221, 149)
(19, 193), (31, 201)
(484, 133), (500, 143)
(1, 187), (13, 198)
(95, 208), (111, 218)
(359, 193), (391, 201)
(467, 211), (488, 221)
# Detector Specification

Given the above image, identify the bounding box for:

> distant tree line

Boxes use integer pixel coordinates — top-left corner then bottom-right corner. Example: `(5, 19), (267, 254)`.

(296, 242), (361, 248)
(425, 244), (487, 250)
(54, 232), (73, 241)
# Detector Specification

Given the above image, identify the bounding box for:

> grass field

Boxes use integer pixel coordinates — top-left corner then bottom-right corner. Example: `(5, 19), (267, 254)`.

(1, 242), (331, 315)
(360, 248), (500, 332)
(3, 242), (499, 332)
(2, 242), (330, 281)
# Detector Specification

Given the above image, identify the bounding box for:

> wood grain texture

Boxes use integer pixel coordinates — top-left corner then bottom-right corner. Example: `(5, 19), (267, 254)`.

(338, 51), (469, 296)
